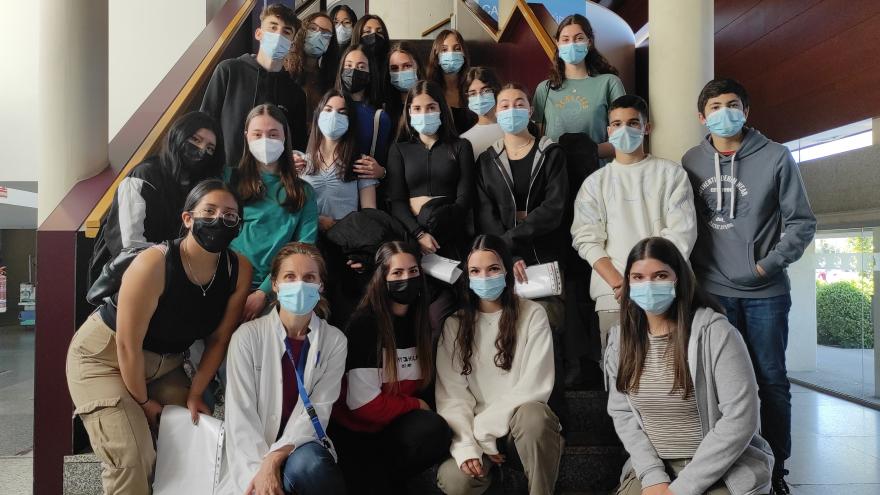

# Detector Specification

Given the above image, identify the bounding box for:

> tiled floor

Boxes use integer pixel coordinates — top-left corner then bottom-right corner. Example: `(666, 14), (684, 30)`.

(0, 324), (878, 494)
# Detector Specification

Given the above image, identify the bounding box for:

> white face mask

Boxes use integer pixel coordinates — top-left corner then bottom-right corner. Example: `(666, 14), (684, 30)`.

(248, 137), (284, 164)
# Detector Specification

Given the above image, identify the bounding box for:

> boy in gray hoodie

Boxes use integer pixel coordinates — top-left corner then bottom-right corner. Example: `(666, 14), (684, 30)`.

(681, 78), (816, 495)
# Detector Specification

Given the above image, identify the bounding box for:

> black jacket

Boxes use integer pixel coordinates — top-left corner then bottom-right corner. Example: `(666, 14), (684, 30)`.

(475, 136), (569, 266)
(88, 158), (187, 285)
(200, 54), (308, 166)
(326, 209), (410, 267)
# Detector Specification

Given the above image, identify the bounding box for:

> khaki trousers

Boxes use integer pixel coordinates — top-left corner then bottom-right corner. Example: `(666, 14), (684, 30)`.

(437, 402), (563, 495)
(66, 313), (190, 495)
(616, 459), (731, 495)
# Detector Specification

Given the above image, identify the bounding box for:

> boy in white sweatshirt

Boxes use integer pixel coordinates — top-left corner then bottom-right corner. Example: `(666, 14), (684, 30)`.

(570, 95), (697, 355)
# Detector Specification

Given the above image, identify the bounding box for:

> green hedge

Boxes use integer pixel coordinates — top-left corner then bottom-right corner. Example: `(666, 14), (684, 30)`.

(816, 281), (874, 349)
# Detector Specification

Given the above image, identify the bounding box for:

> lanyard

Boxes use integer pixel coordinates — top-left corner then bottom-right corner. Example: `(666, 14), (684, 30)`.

(283, 336), (331, 450)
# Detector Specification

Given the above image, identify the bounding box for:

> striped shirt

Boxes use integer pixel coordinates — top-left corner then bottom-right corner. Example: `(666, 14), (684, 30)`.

(628, 333), (703, 459)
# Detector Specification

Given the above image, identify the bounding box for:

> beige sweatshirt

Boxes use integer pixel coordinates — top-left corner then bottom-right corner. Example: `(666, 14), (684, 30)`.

(435, 298), (555, 467)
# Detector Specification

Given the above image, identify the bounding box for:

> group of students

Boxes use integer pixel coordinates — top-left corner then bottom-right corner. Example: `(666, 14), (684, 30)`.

(69, 3), (817, 495)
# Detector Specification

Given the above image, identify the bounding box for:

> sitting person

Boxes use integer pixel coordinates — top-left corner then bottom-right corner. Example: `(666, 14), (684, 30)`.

(220, 242), (347, 495)
(436, 234), (562, 495)
(606, 237), (774, 495)
(330, 241), (452, 494)
(67, 179), (251, 494)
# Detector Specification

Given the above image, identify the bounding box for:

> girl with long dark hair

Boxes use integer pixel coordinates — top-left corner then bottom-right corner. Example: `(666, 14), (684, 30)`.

(88, 111), (225, 283)
(330, 4), (358, 53)
(459, 67), (504, 157)
(68, 180), (251, 494)
(285, 12), (340, 126)
(228, 103), (318, 320)
(388, 80), (475, 259)
(607, 237), (773, 495)
(386, 42), (426, 137)
(426, 29), (477, 134)
(533, 14), (625, 159)
(435, 234), (562, 495)
(334, 44), (393, 181)
(330, 241), (451, 494)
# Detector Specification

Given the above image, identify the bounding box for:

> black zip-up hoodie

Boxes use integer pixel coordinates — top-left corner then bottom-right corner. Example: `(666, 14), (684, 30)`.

(475, 136), (569, 266)
(201, 54), (307, 166)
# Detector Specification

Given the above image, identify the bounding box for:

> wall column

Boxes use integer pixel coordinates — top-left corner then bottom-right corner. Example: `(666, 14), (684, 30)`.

(787, 241), (818, 372)
(647, 0), (713, 161)
(37, 0), (108, 224)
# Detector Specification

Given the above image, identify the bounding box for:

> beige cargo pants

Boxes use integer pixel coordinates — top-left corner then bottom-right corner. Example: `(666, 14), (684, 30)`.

(66, 313), (190, 495)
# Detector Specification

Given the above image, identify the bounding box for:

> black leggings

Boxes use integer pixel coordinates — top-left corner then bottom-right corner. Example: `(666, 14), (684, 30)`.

(329, 409), (452, 495)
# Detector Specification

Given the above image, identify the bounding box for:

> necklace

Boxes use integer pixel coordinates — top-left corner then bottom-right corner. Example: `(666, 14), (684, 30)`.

(508, 137), (534, 158)
(183, 239), (220, 297)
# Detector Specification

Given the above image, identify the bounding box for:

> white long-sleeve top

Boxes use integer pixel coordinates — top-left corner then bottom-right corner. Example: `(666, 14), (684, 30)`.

(570, 155), (697, 310)
(435, 299), (556, 467)
(217, 310), (347, 494)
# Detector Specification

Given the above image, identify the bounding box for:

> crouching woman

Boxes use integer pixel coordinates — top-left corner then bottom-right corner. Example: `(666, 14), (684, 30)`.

(220, 242), (348, 495)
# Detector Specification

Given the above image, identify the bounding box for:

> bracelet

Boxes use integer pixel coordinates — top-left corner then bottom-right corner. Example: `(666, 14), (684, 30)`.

(379, 166), (387, 180)
(136, 396), (149, 406)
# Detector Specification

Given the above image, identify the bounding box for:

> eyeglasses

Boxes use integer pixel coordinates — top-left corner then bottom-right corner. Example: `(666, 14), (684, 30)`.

(307, 23), (333, 36)
(335, 19), (353, 28)
(466, 88), (494, 98)
(191, 209), (241, 227)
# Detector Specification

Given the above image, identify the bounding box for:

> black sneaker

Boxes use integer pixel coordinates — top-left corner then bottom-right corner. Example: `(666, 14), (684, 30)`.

(771, 473), (791, 495)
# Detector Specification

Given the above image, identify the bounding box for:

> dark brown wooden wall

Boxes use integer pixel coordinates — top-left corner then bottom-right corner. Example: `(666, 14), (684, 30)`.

(613, 0), (880, 143)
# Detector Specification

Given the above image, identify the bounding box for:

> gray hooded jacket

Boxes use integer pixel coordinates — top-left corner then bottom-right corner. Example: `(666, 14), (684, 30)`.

(605, 308), (774, 495)
(681, 129), (816, 298)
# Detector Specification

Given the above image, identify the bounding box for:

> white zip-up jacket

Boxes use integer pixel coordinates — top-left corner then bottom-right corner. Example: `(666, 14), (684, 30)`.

(217, 310), (347, 494)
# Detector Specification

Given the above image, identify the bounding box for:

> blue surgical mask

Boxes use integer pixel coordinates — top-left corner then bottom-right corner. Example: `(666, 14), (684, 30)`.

(469, 273), (507, 301)
(304, 31), (332, 57)
(390, 69), (418, 92)
(609, 125), (645, 154)
(629, 281), (676, 315)
(468, 93), (496, 116)
(497, 108), (530, 134)
(410, 112), (442, 135)
(558, 42), (589, 65)
(317, 110), (349, 141)
(277, 281), (321, 315)
(439, 51), (465, 74)
(705, 107), (746, 138)
(335, 24), (352, 44)
(261, 31), (292, 61)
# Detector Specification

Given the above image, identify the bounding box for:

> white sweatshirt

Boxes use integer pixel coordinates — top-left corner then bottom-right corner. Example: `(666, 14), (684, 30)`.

(435, 299), (556, 467)
(570, 155), (697, 311)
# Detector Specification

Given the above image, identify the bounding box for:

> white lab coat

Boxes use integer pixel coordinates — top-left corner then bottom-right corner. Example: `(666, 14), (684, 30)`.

(217, 310), (347, 494)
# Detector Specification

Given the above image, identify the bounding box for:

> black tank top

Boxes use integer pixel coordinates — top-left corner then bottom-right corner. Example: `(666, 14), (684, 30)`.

(100, 239), (238, 354)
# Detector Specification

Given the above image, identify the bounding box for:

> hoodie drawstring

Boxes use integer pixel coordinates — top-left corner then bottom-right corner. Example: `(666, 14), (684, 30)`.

(714, 152), (739, 220)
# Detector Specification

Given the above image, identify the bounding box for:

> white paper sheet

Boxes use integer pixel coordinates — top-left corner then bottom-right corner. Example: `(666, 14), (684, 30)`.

(420, 253), (463, 284)
(153, 405), (224, 495)
(514, 262), (563, 299)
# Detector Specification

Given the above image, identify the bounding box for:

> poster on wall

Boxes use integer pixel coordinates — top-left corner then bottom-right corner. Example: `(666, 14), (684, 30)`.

(0, 267), (6, 314)
(19, 283), (35, 326)
(543, 0), (588, 23)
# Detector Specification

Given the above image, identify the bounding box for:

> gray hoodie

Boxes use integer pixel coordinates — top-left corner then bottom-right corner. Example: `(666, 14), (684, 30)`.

(605, 308), (774, 495)
(681, 129), (816, 298)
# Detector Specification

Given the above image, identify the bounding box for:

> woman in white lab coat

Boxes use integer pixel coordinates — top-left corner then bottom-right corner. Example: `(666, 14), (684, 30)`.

(219, 242), (348, 495)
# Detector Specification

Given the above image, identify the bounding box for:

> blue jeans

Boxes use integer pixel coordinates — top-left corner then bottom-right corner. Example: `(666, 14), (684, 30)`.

(714, 293), (791, 475)
(281, 442), (346, 495)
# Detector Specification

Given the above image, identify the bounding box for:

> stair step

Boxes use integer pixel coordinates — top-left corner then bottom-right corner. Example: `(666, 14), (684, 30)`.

(65, 445), (627, 495)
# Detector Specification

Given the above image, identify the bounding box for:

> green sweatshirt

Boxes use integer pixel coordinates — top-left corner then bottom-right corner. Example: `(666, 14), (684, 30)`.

(229, 171), (318, 293)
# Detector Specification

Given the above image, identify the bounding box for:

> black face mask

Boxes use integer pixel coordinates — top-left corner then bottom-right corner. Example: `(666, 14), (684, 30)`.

(191, 218), (239, 253)
(180, 142), (215, 184)
(341, 68), (371, 94)
(360, 32), (388, 58)
(387, 277), (421, 305)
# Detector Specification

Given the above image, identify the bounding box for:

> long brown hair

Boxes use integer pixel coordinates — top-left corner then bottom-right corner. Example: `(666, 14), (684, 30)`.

(234, 104), (308, 213)
(548, 14), (618, 90)
(285, 12), (339, 89)
(303, 89), (357, 181)
(426, 29), (470, 98)
(269, 242), (330, 319)
(355, 241), (434, 390)
(616, 237), (723, 399)
(453, 235), (520, 375)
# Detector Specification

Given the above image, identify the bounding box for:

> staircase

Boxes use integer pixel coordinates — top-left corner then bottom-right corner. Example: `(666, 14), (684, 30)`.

(62, 393), (626, 494)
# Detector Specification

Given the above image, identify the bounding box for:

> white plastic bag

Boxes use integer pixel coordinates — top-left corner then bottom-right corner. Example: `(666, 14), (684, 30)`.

(420, 253), (463, 284)
(514, 262), (563, 299)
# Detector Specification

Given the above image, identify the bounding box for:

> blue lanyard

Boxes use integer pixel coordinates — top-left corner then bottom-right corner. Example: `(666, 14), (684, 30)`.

(283, 336), (331, 450)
